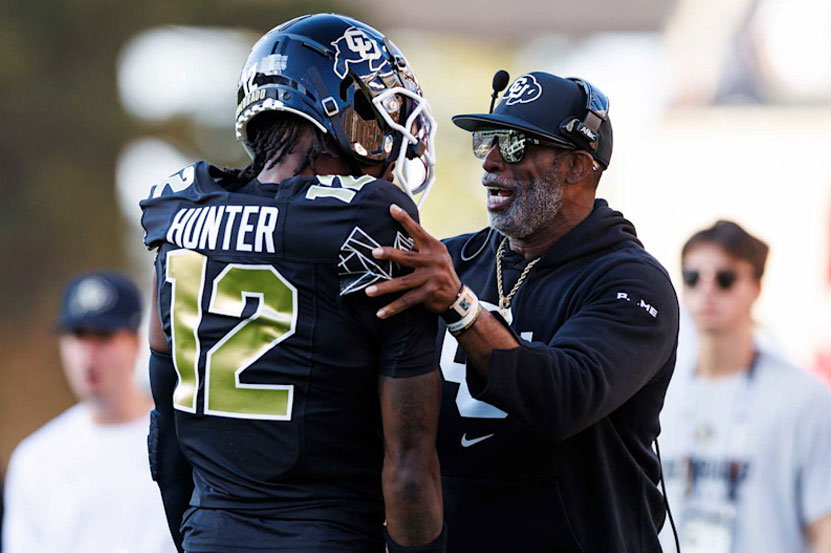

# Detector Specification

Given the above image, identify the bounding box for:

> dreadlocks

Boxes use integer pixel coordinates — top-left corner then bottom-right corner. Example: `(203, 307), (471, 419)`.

(232, 112), (340, 182)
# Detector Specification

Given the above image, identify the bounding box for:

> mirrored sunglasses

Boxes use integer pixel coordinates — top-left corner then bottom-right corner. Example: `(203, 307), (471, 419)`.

(682, 269), (738, 290)
(472, 129), (572, 163)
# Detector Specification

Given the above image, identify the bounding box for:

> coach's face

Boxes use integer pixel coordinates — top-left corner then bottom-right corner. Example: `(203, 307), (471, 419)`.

(481, 141), (568, 239)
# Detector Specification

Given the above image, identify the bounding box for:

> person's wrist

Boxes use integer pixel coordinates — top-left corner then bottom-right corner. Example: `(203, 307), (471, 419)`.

(439, 283), (463, 320)
(442, 285), (480, 336)
(447, 303), (480, 336)
(440, 284), (474, 323)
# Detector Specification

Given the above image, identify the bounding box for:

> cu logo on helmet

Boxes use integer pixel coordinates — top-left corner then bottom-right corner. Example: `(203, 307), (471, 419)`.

(503, 75), (543, 106)
(332, 27), (386, 79)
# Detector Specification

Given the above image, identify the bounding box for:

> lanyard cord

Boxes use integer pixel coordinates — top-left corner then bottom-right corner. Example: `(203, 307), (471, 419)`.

(683, 351), (760, 501)
(655, 437), (682, 553)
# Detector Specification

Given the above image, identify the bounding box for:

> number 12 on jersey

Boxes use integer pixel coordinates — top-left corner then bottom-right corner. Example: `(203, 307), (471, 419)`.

(165, 249), (297, 420)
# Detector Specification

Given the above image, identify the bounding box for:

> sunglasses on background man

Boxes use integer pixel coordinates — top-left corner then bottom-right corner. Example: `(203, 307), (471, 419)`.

(681, 269), (738, 291)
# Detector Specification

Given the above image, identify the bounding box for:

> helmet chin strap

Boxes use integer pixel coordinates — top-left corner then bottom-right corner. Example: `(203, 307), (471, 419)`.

(304, 66), (364, 177)
(349, 159), (366, 178)
(378, 160), (395, 181)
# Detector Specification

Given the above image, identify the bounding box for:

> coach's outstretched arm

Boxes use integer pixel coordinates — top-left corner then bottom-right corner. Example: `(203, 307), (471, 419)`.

(148, 276), (194, 553)
(462, 262), (677, 442)
(379, 370), (445, 550)
(368, 206), (678, 443)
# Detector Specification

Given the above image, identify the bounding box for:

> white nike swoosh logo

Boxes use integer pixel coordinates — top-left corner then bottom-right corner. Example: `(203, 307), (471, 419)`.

(461, 433), (495, 447)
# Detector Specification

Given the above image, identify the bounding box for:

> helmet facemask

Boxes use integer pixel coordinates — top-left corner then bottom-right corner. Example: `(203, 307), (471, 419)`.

(338, 71), (436, 207)
(371, 86), (436, 207)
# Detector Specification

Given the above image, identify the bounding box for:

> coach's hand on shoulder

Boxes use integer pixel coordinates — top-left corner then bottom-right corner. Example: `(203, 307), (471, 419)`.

(366, 204), (461, 319)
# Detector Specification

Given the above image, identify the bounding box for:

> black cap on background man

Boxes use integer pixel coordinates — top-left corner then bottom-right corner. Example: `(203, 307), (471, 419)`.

(54, 270), (149, 416)
(58, 271), (143, 334)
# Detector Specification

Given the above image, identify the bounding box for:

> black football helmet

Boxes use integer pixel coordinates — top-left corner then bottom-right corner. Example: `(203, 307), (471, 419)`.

(235, 13), (436, 206)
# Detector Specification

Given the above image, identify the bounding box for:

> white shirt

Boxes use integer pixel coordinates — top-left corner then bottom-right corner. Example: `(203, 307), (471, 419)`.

(3, 404), (176, 553)
(659, 351), (831, 553)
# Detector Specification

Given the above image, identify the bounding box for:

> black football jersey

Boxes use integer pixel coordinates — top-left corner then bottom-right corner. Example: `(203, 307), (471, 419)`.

(140, 162), (437, 546)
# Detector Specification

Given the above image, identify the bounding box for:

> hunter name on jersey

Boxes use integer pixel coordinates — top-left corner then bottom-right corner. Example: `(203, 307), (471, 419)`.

(165, 204), (279, 254)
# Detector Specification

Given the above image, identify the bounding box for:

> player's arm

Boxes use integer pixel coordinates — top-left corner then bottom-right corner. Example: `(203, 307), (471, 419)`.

(147, 272), (193, 553)
(344, 185), (445, 549)
(379, 370), (445, 551)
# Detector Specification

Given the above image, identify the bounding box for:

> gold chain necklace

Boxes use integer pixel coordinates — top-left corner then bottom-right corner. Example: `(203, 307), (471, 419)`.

(496, 236), (541, 317)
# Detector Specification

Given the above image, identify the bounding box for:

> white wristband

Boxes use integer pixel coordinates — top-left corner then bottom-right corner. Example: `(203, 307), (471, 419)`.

(446, 296), (480, 335)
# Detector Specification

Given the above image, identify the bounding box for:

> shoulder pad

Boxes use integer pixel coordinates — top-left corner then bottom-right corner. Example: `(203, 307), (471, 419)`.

(140, 161), (238, 250)
(145, 161), (235, 201)
(301, 174), (417, 213)
(146, 163), (197, 201)
(339, 226), (414, 296)
(335, 177), (419, 295)
(304, 174), (380, 204)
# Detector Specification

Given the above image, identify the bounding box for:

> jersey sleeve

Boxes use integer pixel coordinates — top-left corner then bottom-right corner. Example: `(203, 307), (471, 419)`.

(339, 181), (438, 379)
(147, 350), (193, 553)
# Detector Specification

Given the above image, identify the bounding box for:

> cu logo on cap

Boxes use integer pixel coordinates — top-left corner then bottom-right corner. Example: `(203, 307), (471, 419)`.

(503, 75), (543, 106)
(69, 278), (116, 316)
(332, 27), (385, 79)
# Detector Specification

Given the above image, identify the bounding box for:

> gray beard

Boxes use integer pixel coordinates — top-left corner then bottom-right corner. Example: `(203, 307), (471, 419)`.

(486, 168), (564, 239)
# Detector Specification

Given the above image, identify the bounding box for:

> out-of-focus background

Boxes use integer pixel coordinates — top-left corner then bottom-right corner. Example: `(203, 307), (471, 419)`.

(2, 0), (830, 469)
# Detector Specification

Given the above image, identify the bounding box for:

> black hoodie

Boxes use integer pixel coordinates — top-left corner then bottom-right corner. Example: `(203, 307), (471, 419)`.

(436, 199), (679, 553)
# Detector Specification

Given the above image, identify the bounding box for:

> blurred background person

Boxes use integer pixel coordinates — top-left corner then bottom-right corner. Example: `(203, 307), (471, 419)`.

(658, 221), (831, 553)
(2, 271), (175, 553)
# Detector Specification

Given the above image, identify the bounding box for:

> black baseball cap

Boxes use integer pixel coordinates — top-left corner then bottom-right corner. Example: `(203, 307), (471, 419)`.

(453, 71), (613, 169)
(57, 271), (143, 333)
